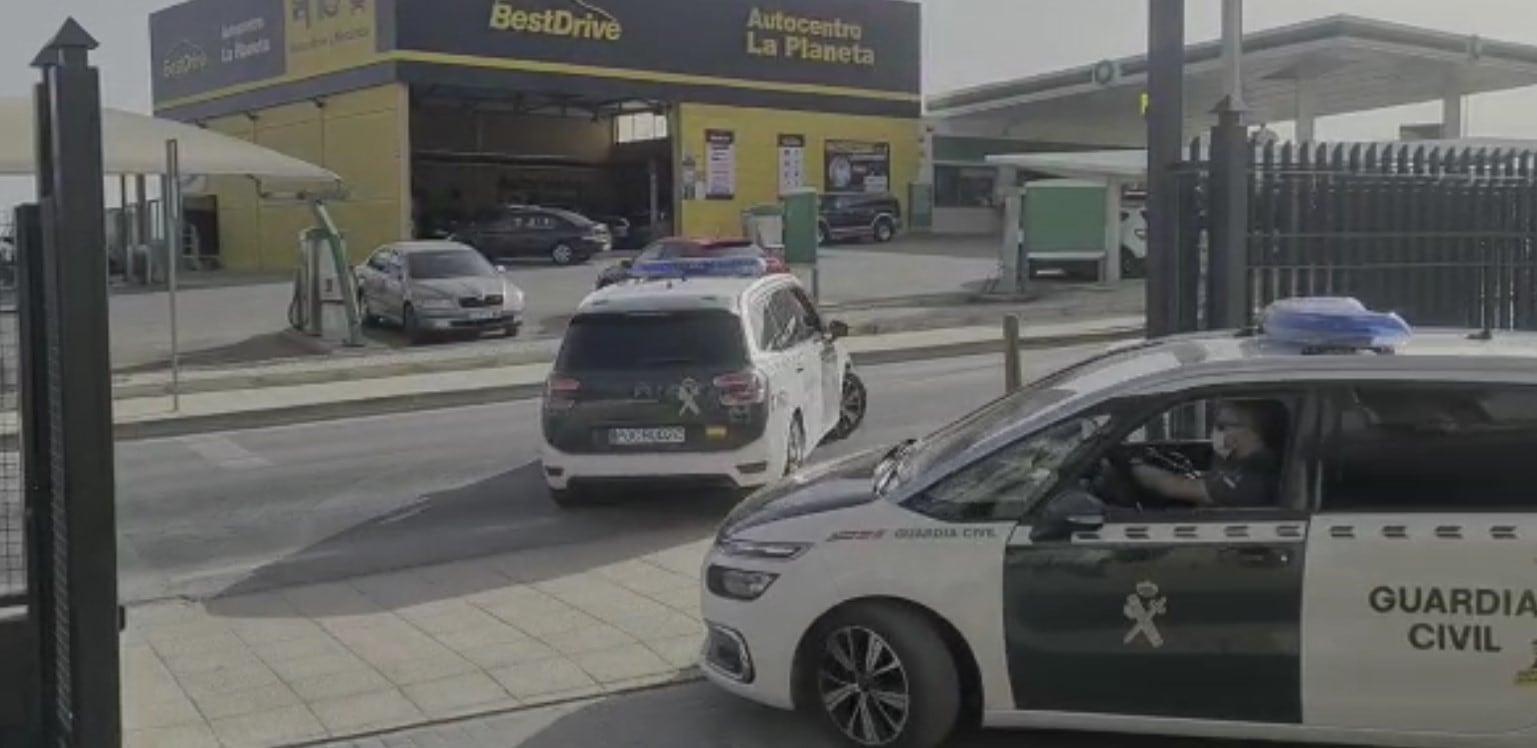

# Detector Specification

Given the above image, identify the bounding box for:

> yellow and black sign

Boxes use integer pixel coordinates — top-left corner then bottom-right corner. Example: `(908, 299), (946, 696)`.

(286, 0), (380, 78)
(488, 0), (622, 42)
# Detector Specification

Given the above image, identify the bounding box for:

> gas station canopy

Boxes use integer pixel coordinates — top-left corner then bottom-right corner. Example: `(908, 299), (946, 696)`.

(928, 15), (1537, 147)
(0, 96), (340, 184)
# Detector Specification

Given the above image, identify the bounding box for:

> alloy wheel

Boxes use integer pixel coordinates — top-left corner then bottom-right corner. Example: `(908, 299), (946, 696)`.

(818, 625), (911, 746)
(841, 377), (866, 429)
(551, 244), (575, 265)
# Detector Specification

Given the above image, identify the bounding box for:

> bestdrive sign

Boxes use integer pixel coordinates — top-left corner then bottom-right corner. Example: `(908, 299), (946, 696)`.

(404, 0), (920, 100)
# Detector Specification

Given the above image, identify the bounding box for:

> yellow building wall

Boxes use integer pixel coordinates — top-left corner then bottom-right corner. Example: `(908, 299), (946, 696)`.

(675, 102), (919, 237)
(203, 83), (409, 271)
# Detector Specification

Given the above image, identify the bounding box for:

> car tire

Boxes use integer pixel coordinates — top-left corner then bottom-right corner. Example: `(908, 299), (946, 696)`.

(550, 243), (578, 266)
(549, 486), (586, 508)
(402, 303), (426, 345)
(785, 414), (807, 477)
(1120, 247), (1146, 279)
(825, 370), (867, 443)
(357, 292), (377, 327)
(802, 602), (961, 748)
(504, 321), (521, 338)
(873, 218), (896, 243)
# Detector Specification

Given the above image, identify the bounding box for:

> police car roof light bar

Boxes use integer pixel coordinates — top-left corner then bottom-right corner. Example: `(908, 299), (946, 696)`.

(1259, 296), (1413, 353)
(630, 256), (768, 280)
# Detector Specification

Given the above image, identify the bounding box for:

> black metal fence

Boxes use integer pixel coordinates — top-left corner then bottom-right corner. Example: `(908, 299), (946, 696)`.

(1178, 140), (1537, 331)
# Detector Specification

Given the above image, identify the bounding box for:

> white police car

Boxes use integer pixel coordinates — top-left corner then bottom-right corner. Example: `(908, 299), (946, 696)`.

(701, 297), (1537, 748)
(540, 256), (866, 505)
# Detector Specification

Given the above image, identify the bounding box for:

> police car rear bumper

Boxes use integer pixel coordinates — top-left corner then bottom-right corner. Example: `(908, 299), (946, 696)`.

(541, 439), (777, 490)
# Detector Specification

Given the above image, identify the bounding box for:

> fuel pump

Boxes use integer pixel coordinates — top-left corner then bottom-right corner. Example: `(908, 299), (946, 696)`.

(287, 201), (363, 346)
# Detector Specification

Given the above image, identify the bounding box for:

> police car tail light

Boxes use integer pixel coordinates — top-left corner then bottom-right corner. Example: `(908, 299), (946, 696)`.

(714, 370), (768, 406)
(544, 376), (581, 408)
(1259, 296), (1413, 353)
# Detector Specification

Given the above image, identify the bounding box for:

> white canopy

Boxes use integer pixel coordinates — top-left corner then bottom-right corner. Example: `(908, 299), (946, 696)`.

(988, 150), (1150, 181)
(0, 96), (341, 185)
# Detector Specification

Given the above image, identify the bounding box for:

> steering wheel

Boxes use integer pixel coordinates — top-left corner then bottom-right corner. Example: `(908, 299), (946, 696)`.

(1137, 445), (1197, 478)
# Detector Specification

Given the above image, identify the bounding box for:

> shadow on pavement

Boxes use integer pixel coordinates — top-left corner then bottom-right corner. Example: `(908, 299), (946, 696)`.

(206, 460), (738, 617)
(507, 681), (1265, 748)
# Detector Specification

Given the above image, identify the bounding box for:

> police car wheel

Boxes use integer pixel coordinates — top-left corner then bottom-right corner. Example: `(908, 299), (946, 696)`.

(826, 371), (867, 442)
(806, 604), (960, 748)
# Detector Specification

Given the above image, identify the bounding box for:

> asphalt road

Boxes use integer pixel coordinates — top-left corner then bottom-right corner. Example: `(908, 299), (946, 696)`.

(327, 679), (1313, 748)
(115, 346), (1110, 603)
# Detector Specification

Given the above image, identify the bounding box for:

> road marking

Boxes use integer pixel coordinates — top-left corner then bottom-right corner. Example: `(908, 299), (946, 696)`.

(179, 435), (270, 470)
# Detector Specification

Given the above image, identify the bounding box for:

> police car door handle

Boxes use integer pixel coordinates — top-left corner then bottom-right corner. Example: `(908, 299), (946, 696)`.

(1222, 547), (1290, 568)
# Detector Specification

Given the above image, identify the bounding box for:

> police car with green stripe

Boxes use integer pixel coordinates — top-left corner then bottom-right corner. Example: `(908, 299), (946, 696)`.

(701, 297), (1537, 748)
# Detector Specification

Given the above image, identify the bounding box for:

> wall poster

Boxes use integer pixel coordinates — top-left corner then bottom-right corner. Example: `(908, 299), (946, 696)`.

(705, 129), (737, 200)
(777, 134), (806, 194)
(825, 139), (890, 193)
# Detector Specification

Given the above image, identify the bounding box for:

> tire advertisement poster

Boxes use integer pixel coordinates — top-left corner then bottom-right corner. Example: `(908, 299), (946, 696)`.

(824, 140), (890, 194)
(705, 129), (737, 200)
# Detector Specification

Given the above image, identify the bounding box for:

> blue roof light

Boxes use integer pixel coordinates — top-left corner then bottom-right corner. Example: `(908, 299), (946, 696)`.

(630, 256), (767, 280)
(1259, 297), (1412, 352)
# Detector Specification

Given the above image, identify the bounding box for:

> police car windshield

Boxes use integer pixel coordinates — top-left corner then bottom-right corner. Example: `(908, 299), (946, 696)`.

(884, 341), (1163, 492)
(557, 310), (748, 370)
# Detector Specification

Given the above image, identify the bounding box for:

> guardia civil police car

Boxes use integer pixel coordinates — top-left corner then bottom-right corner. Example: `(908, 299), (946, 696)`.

(541, 255), (867, 506)
(702, 297), (1537, 748)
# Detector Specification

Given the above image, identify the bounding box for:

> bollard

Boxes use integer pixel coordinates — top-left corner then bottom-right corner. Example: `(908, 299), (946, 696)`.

(1003, 314), (1022, 393)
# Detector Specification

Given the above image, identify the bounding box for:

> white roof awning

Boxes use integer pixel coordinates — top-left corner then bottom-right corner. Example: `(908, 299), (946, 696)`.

(988, 150), (1150, 181)
(0, 96), (340, 186)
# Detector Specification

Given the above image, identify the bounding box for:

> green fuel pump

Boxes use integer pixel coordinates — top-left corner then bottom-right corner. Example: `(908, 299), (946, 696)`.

(288, 201), (363, 346)
(780, 187), (819, 300)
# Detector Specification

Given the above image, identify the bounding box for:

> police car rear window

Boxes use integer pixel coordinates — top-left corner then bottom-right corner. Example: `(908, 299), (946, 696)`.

(557, 310), (748, 371)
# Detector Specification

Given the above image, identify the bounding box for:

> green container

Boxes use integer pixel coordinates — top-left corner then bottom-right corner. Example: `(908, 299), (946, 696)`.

(781, 188), (818, 265)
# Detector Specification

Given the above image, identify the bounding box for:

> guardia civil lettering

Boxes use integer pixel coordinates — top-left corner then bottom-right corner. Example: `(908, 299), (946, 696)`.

(1368, 585), (1537, 654)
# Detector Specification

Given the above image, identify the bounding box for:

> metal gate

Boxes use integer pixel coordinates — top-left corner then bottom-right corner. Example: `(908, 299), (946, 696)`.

(1178, 140), (1537, 331)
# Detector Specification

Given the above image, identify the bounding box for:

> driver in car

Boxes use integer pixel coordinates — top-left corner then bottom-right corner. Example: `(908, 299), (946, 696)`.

(1128, 399), (1285, 508)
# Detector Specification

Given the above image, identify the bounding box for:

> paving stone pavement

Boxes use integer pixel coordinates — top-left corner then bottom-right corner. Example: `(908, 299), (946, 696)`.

(121, 536), (714, 748)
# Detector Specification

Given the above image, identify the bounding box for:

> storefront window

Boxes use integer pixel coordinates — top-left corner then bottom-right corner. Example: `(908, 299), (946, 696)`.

(616, 112), (669, 144)
(935, 165), (997, 208)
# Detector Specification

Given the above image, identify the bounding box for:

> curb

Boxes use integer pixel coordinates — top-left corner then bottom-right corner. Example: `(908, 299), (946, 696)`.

(113, 326), (1144, 441)
(281, 669), (704, 748)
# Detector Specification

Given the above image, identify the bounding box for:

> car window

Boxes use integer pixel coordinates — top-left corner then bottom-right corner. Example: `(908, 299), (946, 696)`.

(528, 215), (559, 231)
(764, 289), (812, 350)
(787, 287), (823, 339)
(405, 249), (494, 279)
(757, 291), (796, 352)
(907, 415), (1112, 522)
(1322, 384), (1537, 512)
(557, 310), (749, 371)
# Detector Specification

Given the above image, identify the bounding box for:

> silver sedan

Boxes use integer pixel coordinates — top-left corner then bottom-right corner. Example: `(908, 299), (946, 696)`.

(355, 241), (527, 343)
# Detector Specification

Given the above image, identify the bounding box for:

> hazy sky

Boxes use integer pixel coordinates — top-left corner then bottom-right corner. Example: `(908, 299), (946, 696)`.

(5, 0), (1537, 210)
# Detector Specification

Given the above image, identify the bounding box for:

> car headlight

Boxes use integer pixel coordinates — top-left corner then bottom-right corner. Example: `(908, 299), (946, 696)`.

(415, 298), (457, 311)
(706, 565), (779, 601)
(715, 538), (809, 561)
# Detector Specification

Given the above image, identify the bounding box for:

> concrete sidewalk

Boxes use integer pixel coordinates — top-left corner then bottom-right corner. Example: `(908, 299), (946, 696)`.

(123, 534), (714, 748)
(106, 316), (1144, 439)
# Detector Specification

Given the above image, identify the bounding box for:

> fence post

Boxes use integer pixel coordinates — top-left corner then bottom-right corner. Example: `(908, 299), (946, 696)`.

(1003, 315), (1022, 393)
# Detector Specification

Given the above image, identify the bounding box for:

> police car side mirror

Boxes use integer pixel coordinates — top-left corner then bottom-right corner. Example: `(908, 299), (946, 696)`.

(1030, 489), (1106, 542)
(827, 320), (850, 340)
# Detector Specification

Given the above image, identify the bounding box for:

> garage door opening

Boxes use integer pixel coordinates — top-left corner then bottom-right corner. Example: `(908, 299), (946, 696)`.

(409, 88), (675, 257)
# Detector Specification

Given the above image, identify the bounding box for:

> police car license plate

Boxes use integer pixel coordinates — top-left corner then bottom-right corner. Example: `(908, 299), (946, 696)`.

(609, 427), (686, 445)
(467, 310), (498, 321)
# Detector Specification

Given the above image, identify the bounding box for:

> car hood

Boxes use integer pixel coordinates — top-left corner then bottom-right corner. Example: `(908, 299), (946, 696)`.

(718, 447), (885, 538)
(411, 276), (516, 301)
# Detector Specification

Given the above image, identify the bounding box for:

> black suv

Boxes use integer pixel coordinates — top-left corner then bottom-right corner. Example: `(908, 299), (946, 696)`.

(818, 192), (902, 244)
(450, 205), (611, 266)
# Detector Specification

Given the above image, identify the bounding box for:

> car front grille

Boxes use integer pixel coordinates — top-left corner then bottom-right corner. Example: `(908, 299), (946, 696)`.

(459, 294), (504, 308)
